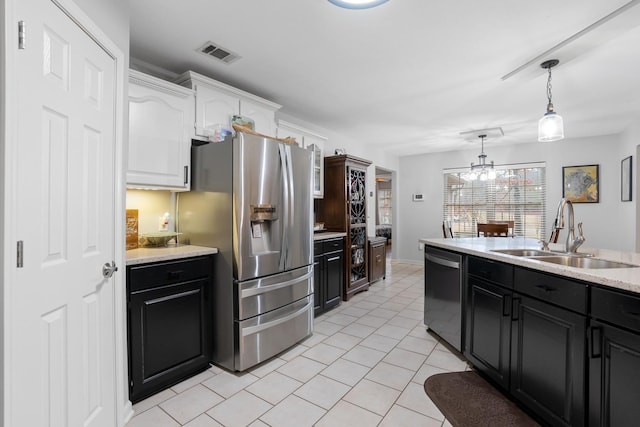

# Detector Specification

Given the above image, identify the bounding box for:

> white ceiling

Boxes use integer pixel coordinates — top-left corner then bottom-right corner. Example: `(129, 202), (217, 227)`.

(129, 0), (640, 157)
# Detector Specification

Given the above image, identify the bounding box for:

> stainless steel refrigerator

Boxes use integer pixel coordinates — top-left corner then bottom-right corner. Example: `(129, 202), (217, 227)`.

(178, 132), (314, 371)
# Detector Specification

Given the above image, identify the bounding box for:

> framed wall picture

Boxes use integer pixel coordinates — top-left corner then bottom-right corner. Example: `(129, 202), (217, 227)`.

(562, 164), (599, 203)
(622, 156), (632, 202)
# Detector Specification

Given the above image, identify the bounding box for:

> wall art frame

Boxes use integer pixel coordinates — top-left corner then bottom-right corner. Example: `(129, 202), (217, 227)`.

(562, 164), (599, 203)
(622, 156), (632, 202)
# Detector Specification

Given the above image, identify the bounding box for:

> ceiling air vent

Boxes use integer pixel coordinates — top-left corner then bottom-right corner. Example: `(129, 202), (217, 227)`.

(197, 42), (240, 64)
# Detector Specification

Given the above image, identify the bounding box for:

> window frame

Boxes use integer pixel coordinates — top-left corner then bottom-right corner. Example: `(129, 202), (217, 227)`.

(443, 162), (546, 239)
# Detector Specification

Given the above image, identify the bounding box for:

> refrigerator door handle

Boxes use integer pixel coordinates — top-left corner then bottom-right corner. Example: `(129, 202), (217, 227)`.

(241, 298), (313, 336)
(278, 143), (289, 271)
(240, 270), (313, 298)
(284, 144), (295, 269)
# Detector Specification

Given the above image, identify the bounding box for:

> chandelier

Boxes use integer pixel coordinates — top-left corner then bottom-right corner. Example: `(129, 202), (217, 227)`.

(470, 134), (496, 181)
(538, 59), (564, 142)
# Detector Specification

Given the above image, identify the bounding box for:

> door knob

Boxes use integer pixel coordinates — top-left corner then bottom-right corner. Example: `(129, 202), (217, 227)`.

(102, 261), (118, 279)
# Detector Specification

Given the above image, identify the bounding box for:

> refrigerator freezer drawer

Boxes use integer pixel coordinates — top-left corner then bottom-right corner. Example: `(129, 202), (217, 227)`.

(235, 296), (313, 371)
(237, 266), (313, 320)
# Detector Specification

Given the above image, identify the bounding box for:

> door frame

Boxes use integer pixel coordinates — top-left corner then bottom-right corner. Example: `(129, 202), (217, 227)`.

(1, 0), (130, 424)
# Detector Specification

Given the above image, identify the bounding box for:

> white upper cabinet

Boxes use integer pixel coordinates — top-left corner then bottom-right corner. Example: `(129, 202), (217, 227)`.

(174, 71), (280, 140)
(277, 120), (327, 199)
(128, 70), (194, 190)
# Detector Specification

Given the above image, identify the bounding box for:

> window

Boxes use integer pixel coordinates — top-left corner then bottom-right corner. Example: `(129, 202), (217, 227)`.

(443, 163), (546, 238)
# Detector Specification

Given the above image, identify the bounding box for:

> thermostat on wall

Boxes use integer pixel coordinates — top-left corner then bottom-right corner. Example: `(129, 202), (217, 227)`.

(412, 193), (424, 202)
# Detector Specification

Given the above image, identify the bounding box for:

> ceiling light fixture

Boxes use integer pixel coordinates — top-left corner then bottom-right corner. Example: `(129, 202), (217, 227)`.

(328, 0), (389, 9)
(470, 134), (496, 181)
(538, 59), (564, 142)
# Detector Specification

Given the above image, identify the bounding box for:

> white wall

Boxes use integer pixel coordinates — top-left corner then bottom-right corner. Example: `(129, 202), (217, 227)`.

(396, 133), (636, 263)
(619, 122), (640, 251)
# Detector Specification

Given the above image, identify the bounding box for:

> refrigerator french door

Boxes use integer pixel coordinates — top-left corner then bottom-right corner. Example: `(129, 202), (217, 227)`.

(178, 132), (314, 371)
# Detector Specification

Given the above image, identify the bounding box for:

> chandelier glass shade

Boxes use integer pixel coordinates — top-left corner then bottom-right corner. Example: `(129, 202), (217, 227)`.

(470, 134), (496, 181)
(538, 59), (564, 142)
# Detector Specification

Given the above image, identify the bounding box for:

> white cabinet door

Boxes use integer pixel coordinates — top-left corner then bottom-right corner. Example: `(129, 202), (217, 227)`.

(304, 134), (327, 198)
(240, 98), (276, 136)
(194, 83), (239, 138)
(175, 71), (280, 140)
(128, 70), (194, 190)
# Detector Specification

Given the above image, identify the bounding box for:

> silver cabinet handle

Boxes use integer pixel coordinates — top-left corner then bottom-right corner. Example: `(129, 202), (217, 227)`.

(425, 254), (459, 269)
(102, 261), (118, 279)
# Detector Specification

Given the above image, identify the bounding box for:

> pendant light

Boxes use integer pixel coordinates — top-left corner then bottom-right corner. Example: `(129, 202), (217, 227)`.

(470, 134), (496, 181)
(328, 0), (389, 9)
(538, 59), (564, 142)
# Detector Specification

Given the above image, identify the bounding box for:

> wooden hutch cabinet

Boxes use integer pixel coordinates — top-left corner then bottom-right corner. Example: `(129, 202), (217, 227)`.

(317, 155), (372, 300)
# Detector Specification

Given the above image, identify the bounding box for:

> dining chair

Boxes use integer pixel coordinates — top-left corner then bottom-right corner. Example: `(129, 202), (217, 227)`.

(488, 220), (515, 237)
(477, 223), (509, 237)
(442, 221), (454, 238)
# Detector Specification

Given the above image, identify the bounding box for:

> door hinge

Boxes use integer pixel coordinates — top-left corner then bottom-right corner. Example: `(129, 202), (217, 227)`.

(17, 241), (23, 268)
(18, 21), (25, 50)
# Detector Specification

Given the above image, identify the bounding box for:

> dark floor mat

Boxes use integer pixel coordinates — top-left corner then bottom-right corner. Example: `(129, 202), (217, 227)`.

(424, 371), (541, 427)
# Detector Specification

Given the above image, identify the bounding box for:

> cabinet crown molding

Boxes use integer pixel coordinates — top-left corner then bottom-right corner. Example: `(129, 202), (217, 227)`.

(174, 70), (281, 111)
(129, 69), (194, 99)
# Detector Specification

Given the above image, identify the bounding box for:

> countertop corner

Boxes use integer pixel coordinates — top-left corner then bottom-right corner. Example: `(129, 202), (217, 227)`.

(126, 244), (218, 266)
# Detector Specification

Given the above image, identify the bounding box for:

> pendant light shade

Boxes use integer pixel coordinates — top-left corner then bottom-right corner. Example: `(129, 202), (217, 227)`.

(538, 59), (564, 142)
(538, 111), (564, 142)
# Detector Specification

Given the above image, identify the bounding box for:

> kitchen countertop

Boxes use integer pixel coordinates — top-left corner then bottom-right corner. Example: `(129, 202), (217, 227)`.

(126, 244), (218, 266)
(420, 237), (640, 294)
(314, 231), (347, 241)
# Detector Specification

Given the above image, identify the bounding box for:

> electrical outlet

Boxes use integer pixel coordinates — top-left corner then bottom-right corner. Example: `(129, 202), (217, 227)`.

(418, 242), (424, 251)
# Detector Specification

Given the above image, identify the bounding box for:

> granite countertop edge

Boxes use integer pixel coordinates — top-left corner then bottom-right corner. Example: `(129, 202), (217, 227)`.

(420, 237), (640, 294)
(126, 245), (218, 266)
(314, 231), (347, 241)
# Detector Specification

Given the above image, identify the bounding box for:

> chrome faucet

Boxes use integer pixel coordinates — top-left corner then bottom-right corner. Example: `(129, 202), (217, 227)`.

(553, 198), (585, 253)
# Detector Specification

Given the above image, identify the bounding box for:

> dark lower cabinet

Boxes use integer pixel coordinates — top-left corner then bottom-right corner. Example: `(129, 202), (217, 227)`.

(466, 277), (512, 390)
(368, 236), (386, 284)
(127, 255), (213, 403)
(465, 257), (587, 427)
(589, 286), (640, 427)
(314, 237), (344, 316)
(511, 293), (586, 427)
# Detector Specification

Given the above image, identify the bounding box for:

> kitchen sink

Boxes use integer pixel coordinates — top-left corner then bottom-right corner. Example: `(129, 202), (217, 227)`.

(533, 256), (639, 269)
(491, 249), (559, 257)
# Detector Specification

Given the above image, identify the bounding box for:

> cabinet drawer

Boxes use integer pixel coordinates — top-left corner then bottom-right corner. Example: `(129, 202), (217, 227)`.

(314, 241), (324, 254)
(592, 286), (640, 331)
(128, 256), (212, 292)
(324, 238), (344, 252)
(468, 256), (513, 287)
(514, 267), (587, 314)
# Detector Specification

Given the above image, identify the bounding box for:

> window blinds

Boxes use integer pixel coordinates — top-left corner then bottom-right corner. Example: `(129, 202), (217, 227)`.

(443, 163), (546, 239)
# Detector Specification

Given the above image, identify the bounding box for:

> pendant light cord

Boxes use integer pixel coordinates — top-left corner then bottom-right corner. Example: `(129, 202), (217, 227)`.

(546, 66), (553, 105)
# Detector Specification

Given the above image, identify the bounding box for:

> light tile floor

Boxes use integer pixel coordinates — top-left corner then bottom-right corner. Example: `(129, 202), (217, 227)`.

(126, 260), (467, 427)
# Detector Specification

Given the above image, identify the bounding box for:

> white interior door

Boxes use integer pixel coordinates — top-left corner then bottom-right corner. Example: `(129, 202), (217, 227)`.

(9, 0), (119, 425)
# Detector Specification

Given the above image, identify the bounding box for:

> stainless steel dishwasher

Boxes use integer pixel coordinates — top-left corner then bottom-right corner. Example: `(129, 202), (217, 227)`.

(424, 246), (463, 351)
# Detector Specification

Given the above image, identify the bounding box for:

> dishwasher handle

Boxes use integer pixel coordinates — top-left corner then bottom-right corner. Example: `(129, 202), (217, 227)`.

(425, 253), (460, 269)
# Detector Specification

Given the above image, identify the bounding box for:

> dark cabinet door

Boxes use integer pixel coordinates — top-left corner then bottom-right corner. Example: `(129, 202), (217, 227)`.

(465, 277), (512, 389)
(313, 255), (323, 316)
(129, 277), (211, 402)
(589, 320), (640, 427)
(510, 294), (586, 427)
(127, 256), (213, 403)
(324, 250), (343, 310)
